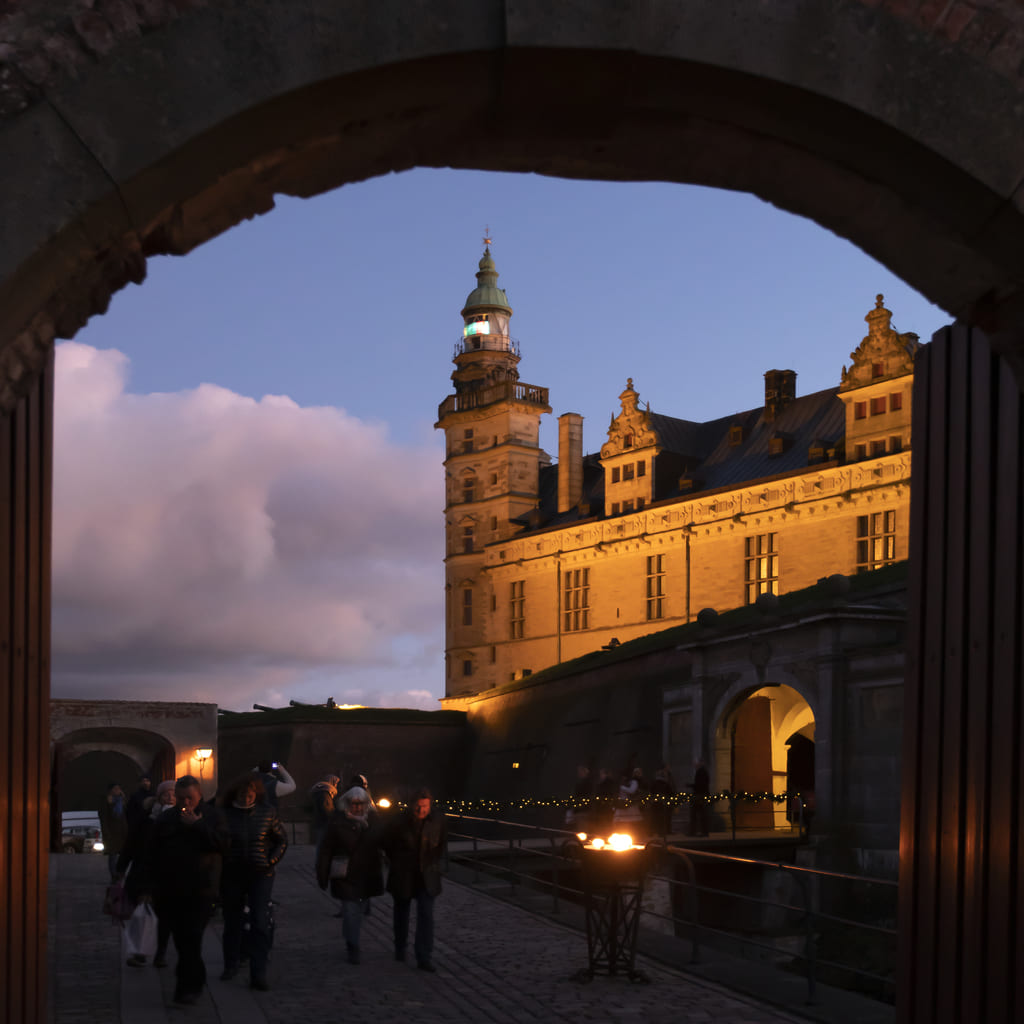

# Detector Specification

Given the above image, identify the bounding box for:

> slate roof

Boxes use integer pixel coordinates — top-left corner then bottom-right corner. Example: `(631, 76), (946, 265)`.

(523, 384), (848, 532)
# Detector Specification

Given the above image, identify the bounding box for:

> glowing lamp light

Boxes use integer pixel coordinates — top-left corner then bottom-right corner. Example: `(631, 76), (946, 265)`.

(608, 833), (634, 851)
(378, 798), (392, 809)
(576, 832), (588, 842)
(194, 748), (213, 761)
(590, 837), (606, 850)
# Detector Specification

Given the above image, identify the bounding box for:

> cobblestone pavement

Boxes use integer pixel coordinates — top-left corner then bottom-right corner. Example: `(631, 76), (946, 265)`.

(49, 849), (809, 1024)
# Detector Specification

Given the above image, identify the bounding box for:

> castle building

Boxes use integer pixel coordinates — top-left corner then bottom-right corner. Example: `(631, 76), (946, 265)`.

(436, 251), (918, 703)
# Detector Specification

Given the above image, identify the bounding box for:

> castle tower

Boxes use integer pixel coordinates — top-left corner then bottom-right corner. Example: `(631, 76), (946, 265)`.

(435, 246), (551, 696)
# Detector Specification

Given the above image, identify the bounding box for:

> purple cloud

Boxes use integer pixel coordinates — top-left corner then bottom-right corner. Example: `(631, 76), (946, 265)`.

(51, 342), (444, 711)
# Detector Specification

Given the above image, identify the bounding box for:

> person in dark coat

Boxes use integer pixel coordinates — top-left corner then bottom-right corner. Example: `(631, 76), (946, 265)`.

(649, 766), (676, 837)
(116, 779), (176, 967)
(149, 775), (229, 1005)
(689, 758), (711, 836)
(125, 775), (153, 828)
(315, 786), (383, 964)
(381, 787), (446, 972)
(98, 782), (129, 882)
(308, 774), (339, 846)
(219, 775), (288, 990)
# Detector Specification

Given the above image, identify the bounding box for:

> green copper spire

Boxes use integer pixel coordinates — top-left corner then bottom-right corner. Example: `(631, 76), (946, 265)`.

(461, 247), (512, 317)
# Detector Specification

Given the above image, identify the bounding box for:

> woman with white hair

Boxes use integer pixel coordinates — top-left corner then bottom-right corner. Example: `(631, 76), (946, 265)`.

(315, 787), (383, 964)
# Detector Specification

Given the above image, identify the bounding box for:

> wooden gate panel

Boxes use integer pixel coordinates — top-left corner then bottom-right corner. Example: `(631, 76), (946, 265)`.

(899, 325), (1024, 1024)
(0, 354), (53, 1024)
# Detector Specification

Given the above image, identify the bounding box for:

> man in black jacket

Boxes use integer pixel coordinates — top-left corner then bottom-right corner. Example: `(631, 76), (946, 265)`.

(149, 775), (229, 1005)
(382, 788), (446, 972)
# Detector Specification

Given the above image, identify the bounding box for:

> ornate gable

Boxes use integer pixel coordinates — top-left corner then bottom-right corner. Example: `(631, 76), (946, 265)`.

(600, 379), (659, 458)
(839, 294), (919, 391)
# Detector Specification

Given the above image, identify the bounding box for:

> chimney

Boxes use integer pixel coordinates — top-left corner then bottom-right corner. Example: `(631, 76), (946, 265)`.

(764, 369), (797, 422)
(558, 412), (584, 513)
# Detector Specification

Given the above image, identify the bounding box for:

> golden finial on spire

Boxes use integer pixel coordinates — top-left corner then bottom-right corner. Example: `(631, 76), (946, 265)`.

(483, 225), (493, 249)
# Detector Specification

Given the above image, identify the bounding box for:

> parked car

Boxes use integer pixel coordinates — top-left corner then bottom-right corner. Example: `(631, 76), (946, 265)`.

(61, 825), (103, 854)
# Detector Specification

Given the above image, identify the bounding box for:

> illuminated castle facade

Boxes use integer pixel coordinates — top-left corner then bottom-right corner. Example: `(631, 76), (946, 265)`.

(436, 250), (918, 703)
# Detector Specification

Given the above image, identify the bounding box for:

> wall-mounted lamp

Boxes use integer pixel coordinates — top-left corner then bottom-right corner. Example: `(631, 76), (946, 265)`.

(194, 747), (213, 780)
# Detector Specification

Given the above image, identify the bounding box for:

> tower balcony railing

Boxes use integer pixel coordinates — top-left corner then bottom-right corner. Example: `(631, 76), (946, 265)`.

(454, 334), (521, 359)
(438, 380), (550, 419)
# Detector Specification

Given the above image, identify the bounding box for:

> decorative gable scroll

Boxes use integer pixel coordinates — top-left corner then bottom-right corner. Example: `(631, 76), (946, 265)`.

(839, 294), (919, 391)
(600, 379), (659, 458)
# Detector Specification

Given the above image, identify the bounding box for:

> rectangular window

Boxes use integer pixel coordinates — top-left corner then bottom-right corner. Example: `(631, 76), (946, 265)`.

(510, 580), (525, 639)
(857, 511), (896, 571)
(622, 499), (634, 513)
(870, 396), (887, 415)
(889, 392), (903, 412)
(870, 439), (886, 457)
(745, 534), (778, 605)
(889, 435), (902, 453)
(636, 497), (645, 510)
(563, 568), (590, 632)
(637, 460), (646, 477)
(462, 588), (473, 626)
(611, 502), (620, 515)
(623, 463), (635, 481)
(854, 401), (867, 420)
(463, 480), (475, 503)
(462, 660), (473, 677)
(462, 526), (474, 553)
(490, 515), (498, 530)
(646, 554), (665, 620)
(611, 467), (621, 483)
(855, 443), (867, 460)
(462, 428), (474, 454)
(872, 362), (884, 378)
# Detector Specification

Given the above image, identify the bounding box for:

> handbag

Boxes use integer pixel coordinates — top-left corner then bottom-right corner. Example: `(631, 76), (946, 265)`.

(102, 880), (134, 923)
(329, 855), (349, 880)
(123, 902), (158, 958)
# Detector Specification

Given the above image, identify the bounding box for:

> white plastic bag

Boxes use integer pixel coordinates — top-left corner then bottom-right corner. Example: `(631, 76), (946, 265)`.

(123, 902), (158, 959)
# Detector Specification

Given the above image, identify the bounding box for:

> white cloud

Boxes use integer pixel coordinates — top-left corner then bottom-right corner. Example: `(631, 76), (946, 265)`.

(51, 342), (445, 710)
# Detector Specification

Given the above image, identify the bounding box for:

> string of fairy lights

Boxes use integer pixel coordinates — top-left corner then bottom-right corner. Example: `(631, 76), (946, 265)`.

(432, 792), (803, 814)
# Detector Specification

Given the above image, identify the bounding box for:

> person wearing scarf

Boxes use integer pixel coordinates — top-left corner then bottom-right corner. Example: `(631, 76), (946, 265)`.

(315, 786), (383, 964)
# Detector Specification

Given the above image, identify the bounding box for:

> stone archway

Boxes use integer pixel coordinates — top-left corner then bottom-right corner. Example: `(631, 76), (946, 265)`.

(713, 683), (816, 832)
(3, 4), (1024, 1022)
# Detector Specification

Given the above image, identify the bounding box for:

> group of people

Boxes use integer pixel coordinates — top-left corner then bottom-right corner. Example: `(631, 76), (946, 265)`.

(310, 773), (446, 972)
(566, 759), (712, 837)
(103, 763), (446, 1007)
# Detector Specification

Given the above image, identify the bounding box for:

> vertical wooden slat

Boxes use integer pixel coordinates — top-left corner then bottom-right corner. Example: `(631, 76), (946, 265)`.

(8, 396), (27, 1024)
(959, 333), (997, 1022)
(898, 330), (930, 1024)
(0, 396), (11, 1024)
(936, 331), (969, 1020)
(987, 358), (1021, 1019)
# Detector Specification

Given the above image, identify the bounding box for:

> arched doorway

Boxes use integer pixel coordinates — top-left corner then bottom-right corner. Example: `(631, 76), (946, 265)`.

(2, 6), (1024, 1023)
(50, 727), (176, 849)
(717, 684), (815, 832)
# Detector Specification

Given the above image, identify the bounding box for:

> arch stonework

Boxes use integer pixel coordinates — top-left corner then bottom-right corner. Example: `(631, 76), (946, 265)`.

(3, 0), (1024, 403)
(2, 3), (1024, 1022)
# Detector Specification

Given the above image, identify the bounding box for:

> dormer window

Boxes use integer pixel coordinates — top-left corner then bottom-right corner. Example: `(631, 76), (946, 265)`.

(624, 434), (634, 449)
(729, 424), (744, 446)
(872, 362), (884, 378)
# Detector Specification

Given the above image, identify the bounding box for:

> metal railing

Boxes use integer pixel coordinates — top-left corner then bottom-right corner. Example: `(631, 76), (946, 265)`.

(444, 812), (898, 1007)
